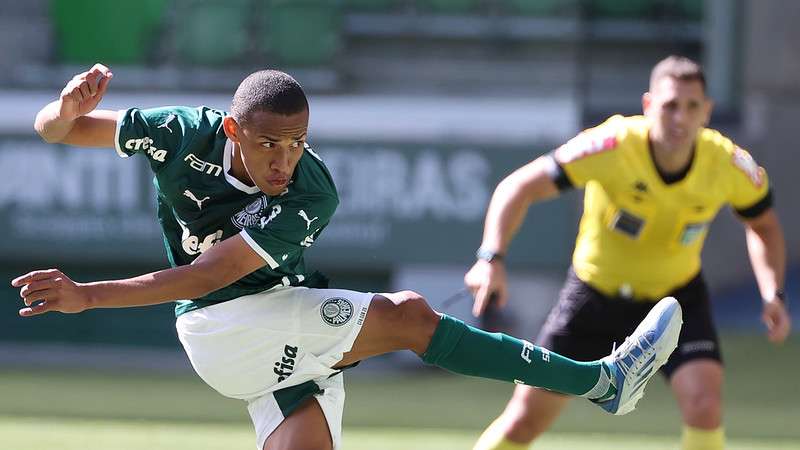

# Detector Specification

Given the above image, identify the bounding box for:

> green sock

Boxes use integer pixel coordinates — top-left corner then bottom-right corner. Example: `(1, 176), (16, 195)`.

(421, 314), (614, 398)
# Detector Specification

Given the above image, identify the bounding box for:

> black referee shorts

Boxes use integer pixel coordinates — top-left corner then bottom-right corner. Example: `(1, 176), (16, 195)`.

(536, 267), (722, 378)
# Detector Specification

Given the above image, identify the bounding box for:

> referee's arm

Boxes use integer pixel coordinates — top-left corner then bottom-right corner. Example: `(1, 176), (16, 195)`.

(740, 207), (790, 343)
(479, 155), (563, 257)
(466, 155), (564, 316)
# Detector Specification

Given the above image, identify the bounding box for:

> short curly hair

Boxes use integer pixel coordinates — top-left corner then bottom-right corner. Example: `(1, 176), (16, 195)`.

(230, 70), (308, 124)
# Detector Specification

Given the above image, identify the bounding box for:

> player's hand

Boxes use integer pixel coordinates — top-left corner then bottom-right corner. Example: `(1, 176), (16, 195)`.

(464, 259), (508, 317)
(59, 63), (113, 121)
(762, 298), (791, 343)
(11, 269), (91, 317)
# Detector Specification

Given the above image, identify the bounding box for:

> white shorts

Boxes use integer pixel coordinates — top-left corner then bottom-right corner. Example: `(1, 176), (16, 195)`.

(175, 286), (373, 450)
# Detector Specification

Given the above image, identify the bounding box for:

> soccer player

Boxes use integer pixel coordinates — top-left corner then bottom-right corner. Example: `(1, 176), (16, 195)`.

(15, 63), (682, 450)
(466, 55), (791, 450)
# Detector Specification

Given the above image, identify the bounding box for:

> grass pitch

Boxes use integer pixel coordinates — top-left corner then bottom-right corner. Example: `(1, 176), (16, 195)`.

(1, 333), (797, 449)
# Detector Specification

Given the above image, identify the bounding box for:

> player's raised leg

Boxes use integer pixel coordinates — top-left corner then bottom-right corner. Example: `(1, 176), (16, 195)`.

(339, 292), (682, 410)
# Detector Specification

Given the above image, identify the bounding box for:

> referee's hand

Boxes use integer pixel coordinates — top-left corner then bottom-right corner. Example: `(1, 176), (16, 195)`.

(762, 299), (791, 344)
(465, 260), (508, 317)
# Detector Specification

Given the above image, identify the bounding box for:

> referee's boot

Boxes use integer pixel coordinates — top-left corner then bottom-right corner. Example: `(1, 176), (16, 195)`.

(593, 296), (683, 415)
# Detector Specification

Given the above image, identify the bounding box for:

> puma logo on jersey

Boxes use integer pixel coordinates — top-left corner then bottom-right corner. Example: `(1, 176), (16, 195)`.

(157, 114), (176, 133)
(183, 190), (210, 210)
(298, 210), (319, 230)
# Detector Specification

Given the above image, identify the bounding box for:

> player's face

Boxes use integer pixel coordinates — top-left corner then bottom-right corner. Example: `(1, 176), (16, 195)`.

(236, 109), (309, 196)
(644, 77), (712, 152)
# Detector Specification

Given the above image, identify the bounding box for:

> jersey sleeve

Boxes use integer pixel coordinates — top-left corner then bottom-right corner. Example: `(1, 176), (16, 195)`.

(548, 118), (622, 189)
(115, 106), (198, 172)
(727, 145), (772, 218)
(239, 194), (338, 269)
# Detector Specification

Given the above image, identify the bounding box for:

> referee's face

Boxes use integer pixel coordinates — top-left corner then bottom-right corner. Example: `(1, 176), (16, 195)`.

(644, 76), (712, 153)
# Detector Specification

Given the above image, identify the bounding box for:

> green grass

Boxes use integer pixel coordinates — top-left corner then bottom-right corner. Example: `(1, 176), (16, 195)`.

(1, 418), (797, 450)
(1, 333), (797, 449)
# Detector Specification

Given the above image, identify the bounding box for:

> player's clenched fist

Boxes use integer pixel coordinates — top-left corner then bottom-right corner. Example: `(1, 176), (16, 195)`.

(59, 63), (113, 121)
(11, 269), (90, 317)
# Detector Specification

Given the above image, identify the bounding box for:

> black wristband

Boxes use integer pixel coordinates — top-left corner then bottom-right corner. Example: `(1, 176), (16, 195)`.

(774, 289), (787, 306)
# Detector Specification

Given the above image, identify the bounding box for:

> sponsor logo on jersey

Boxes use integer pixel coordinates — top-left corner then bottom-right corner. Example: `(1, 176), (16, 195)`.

(260, 205), (282, 229)
(231, 195), (269, 229)
(320, 297), (354, 327)
(554, 133), (617, 164)
(298, 210), (319, 230)
(124, 137), (167, 162)
(732, 146), (764, 187)
(273, 344), (299, 382)
(184, 153), (222, 176)
(157, 114), (176, 133)
(175, 215), (222, 255)
(183, 189), (210, 210)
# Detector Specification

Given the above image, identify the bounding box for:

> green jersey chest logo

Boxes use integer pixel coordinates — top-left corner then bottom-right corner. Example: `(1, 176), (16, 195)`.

(231, 195), (270, 229)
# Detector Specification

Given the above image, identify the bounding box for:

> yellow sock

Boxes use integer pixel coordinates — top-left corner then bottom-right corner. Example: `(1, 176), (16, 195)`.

(681, 426), (725, 450)
(473, 419), (529, 450)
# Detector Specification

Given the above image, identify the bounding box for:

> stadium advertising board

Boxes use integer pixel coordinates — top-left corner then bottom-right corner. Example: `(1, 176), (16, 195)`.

(0, 138), (574, 268)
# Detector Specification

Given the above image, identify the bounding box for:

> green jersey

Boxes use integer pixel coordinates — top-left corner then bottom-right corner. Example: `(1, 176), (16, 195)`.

(114, 106), (338, 316)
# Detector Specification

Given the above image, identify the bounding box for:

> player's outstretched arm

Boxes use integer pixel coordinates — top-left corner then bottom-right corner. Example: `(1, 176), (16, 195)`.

(742, 208), (791, 343)
(34, 63), (117, 147)
(11, 235), (266, 317)
(465, 155), (561, 316)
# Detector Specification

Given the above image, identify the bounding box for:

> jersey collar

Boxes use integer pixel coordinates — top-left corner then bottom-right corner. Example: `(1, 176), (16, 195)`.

(223, 139), (261, 194)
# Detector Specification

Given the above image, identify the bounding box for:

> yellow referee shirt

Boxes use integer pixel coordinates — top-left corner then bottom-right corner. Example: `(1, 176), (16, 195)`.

(549, 115), (771, 300)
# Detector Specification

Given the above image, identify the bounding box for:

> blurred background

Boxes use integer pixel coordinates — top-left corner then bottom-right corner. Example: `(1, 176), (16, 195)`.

(0, 1), (798, 449)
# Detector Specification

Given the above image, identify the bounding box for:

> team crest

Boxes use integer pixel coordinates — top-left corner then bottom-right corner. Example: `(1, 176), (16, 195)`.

(231, 195), (269, 229)
(320, 297), (354, 327)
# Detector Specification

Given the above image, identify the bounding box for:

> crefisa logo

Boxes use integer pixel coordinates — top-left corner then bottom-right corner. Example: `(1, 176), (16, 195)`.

(273, 344), (299, 382)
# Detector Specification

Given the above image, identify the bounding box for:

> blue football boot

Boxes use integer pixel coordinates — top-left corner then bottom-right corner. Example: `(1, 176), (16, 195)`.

(594, 296), (683, 415)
